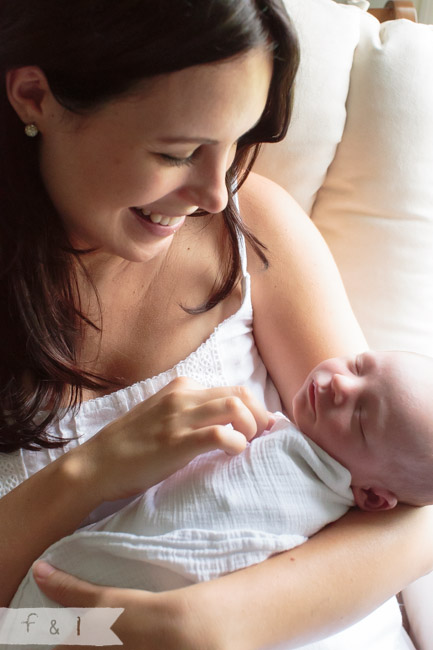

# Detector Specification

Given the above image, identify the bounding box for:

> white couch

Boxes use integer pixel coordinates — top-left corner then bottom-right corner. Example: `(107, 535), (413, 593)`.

(255, 1), (433, 648)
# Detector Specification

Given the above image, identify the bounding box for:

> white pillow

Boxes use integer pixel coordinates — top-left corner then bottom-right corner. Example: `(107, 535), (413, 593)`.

(254, 0), (362, 213)
(312, 16), (433, 355)
(257, 1), (433, 354)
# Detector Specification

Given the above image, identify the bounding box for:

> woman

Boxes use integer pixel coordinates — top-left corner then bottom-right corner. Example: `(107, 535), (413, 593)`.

(0, 1), (431, 648)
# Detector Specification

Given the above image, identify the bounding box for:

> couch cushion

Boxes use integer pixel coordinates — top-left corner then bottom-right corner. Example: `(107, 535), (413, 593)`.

(312, 15), (433, 354)
(256, 1), (433, 356)
(254, 0), (361, 213)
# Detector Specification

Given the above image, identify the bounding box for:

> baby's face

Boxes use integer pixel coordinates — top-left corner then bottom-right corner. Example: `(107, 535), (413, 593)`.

(292, 350), (433, 486)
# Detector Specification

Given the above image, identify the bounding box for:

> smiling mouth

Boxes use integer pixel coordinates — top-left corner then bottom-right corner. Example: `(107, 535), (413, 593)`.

(308, 380), (316, 417)
(132, 207), (184, 227)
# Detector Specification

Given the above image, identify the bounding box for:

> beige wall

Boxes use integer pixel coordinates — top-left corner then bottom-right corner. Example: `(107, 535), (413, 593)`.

(333, 0), (431, 23)
(368, 0), (431, 23)
(334, 0), (420, 7)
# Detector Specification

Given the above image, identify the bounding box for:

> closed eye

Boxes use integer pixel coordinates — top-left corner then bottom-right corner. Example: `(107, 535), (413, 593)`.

(158, 153), (196, 167)
(354, 355), (363, 376)
(357, 406), (365, 438)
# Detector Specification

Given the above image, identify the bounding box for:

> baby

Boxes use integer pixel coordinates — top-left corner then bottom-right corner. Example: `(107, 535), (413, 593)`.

(293, 348), (433, 510)
(11, 349), (433, 614)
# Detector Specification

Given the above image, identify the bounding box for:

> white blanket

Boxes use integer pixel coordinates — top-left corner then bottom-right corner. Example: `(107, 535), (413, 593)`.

(11, 416), (413, 649)
(13, 416), (353, 600)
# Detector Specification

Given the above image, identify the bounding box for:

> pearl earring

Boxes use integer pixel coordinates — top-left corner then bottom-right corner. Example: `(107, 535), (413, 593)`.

(24, 123), (39, 137)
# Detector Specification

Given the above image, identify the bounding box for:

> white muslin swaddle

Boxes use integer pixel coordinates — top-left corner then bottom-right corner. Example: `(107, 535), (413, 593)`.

(11, 415), (415, 650)
(13, 415), (353, 601)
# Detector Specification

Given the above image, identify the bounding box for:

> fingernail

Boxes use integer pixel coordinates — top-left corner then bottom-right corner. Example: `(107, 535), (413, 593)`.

(267, 414), (276, 429)
(33, 561), (56, 580)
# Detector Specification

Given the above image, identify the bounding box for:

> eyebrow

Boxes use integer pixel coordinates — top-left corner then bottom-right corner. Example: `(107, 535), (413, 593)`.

(155, 136), (219, 145)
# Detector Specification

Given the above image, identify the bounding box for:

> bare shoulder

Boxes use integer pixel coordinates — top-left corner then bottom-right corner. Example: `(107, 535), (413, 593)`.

(237, 172), (321, 274)
(238, 171), (294, 219)
(239, 172), (296, 209)
(238, 172), (305, 238)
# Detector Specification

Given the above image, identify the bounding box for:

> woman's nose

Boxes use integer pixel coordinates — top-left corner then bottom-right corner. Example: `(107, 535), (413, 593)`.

(330, 373), (359, 406)
(182, 154), (230, 215)
(197, 175), (229, 214)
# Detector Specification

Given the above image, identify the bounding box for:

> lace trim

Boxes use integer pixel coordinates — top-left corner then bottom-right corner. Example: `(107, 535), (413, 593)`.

(0, 450), (27, 497)
(176, 331), (227, 388)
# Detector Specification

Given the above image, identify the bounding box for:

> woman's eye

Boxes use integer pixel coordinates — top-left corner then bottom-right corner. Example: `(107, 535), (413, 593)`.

(158, 153), (196, 167)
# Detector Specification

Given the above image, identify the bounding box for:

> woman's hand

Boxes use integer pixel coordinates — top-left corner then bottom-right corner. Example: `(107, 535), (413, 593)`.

(70, 377), (272, 503)
(33, 562), (217, 650)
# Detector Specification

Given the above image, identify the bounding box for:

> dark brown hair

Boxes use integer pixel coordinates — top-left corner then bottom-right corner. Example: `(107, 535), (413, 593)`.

(0, 0), (299, 452)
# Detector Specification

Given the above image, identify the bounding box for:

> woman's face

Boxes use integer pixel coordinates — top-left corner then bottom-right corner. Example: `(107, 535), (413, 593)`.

(38, 48), (273, 263)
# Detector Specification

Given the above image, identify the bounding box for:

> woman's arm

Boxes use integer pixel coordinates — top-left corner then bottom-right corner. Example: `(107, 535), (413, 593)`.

(0, 380), (271, 606)
(0, 448), (101, 607)
(35, 505), (433, 650)
(239, 172), (368, 416)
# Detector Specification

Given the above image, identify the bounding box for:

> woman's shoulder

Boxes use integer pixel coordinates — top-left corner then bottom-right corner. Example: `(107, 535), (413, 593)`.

(238, 172), (320, 272)
(238, 171), (302, 229)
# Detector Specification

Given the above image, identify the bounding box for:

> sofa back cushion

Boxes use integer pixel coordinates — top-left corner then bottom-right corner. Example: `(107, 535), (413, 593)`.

(255, 0), (433, 356)
(255, 0), (361, 213)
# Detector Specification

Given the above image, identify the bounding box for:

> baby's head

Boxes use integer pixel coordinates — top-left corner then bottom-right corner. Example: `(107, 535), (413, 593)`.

(292, 350), (433, 510)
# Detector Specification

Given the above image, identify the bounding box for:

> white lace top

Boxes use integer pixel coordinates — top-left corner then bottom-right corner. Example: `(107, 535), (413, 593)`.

(0, 234), (281, 520)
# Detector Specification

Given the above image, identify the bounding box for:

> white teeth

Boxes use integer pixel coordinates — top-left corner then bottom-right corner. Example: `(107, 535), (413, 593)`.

(136, 208), (184, 226)
(148, 213), (183, 226)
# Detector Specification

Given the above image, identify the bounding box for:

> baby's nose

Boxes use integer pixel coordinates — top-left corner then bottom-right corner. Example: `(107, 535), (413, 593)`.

(330, 373), (358, 406)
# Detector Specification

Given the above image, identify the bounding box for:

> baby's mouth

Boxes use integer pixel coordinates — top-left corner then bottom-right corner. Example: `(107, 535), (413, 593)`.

(132, 207), (184, 227)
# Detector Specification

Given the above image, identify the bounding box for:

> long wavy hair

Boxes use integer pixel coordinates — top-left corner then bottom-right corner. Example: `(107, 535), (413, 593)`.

(0, 0), (299, 452)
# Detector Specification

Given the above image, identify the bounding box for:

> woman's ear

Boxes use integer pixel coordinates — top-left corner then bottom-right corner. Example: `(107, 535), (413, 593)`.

(6, 66), (51, 128)
(352, 486), (398, 511)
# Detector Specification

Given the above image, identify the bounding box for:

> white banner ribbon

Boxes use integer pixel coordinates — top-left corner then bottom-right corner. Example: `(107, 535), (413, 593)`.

(0, 608), (124, 646)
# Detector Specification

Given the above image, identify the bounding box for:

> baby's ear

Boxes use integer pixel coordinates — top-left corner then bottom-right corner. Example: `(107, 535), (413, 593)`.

(352, 486), (398, 511)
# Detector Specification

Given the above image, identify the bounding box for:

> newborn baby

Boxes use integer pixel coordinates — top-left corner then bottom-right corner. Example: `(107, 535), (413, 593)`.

(294, 349), (433, 510)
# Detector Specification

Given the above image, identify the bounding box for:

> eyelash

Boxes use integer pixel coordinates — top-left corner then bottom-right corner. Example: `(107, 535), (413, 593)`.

(158, 153), (196, 167)
(158, 141), (239, 169)
(354, 358), (365, 437)
(354, 356), (361, 375)
(357, 406), (365, 438)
